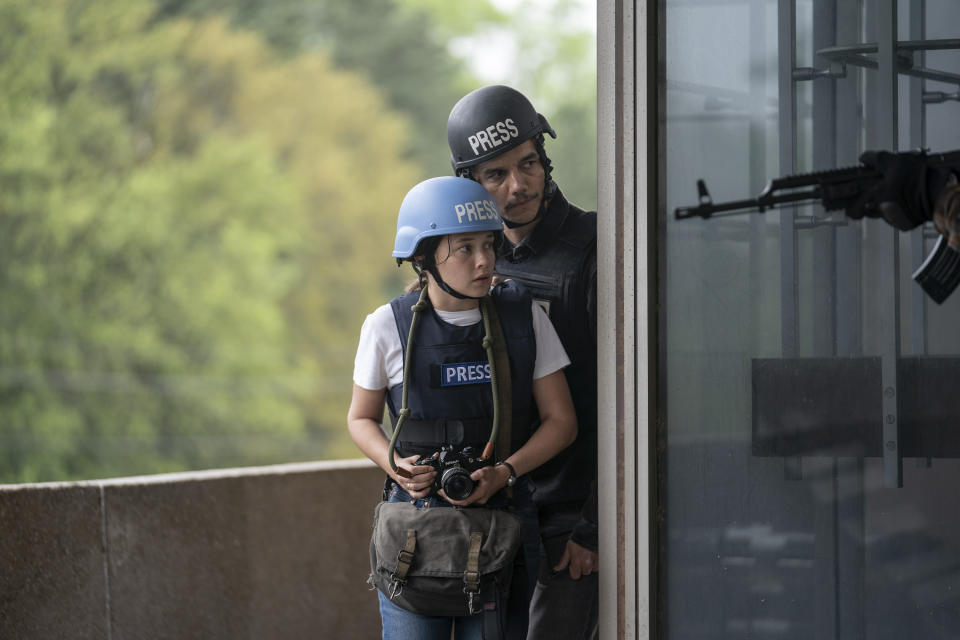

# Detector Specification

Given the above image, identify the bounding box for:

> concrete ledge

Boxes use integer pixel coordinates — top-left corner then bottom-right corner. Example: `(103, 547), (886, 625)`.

(0, 460), (386, 639)
(0, 485), (107, 638)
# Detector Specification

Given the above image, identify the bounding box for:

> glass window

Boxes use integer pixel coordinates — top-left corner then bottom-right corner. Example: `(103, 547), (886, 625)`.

(663, 0), (960, 637)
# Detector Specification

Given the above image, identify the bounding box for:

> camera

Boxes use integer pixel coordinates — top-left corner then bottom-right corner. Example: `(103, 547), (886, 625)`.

(414, 445), (491, 501)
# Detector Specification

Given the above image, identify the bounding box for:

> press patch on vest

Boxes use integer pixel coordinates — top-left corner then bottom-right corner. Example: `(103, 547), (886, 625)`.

(439, 361), (492, 387)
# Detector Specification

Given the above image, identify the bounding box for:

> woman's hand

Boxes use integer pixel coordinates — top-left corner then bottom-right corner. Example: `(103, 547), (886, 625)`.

(347, 385), (441, 499)
(441, 463), (510, 506)
(393, 453), (437, 499)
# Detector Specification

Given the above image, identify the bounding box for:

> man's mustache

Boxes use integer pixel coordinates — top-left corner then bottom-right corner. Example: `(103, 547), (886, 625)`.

(505, 193), (538, 211)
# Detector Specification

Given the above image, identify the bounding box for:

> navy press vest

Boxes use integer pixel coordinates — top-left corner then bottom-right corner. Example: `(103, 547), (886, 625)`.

(386, 282), (537, 460)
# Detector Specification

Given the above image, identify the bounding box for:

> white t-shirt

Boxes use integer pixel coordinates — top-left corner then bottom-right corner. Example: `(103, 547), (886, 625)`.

(353, 300), (570, 391)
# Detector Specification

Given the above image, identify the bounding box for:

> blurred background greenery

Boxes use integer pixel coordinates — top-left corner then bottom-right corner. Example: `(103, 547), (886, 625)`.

(0, 0), (597, 483)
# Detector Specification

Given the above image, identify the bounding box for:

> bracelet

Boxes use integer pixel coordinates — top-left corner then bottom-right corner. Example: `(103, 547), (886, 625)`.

(496, 461), (517, 487)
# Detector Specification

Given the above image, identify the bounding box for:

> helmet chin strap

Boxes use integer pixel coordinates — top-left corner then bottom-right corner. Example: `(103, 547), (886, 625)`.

(415, 263), (484, 301)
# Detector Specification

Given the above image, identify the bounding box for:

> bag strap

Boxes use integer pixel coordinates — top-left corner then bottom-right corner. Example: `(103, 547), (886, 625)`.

(463, 531), (488, 618)
(389, 529), (417, 599)
(463, 531), (483, 601)
(482, 584), (504, 640)
(471, 527), (504, 640)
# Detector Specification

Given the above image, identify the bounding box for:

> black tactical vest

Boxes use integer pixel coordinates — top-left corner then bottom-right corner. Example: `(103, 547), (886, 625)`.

(386, 282), (537, 460)
(495, 188), (598, 507)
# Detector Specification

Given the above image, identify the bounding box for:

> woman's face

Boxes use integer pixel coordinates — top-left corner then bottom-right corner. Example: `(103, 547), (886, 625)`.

(431, 230), (496, 300)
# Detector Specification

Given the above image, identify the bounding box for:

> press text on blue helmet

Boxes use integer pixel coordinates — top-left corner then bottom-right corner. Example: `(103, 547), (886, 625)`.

(454, 199), (499, 224)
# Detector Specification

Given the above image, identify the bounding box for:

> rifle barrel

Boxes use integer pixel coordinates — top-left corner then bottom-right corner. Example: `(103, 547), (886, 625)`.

(674, 148), (960, 220)
(674, 188), (822, 219)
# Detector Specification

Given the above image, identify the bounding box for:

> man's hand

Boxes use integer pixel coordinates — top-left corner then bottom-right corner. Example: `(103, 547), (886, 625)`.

(553, 539), (599, 580)
(848, 150), (953, 231)
(933, 182), (960, 251)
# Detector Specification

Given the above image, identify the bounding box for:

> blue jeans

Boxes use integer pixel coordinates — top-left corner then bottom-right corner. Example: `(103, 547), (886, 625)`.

(378, 590), (483, 640)
(377, 483), (485, 640)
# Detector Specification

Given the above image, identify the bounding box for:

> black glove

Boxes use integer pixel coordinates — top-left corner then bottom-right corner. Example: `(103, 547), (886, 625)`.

(847, 150), (953, 231)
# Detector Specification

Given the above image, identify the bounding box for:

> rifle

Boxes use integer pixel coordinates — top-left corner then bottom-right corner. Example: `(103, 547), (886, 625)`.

(674, 149), (960, 304)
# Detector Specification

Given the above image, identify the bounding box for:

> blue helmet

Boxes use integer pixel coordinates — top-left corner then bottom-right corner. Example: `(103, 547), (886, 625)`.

(392, 176), (503, 260)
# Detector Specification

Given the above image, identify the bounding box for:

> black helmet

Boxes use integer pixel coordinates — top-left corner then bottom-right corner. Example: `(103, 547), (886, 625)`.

(447, 85), (557, 172)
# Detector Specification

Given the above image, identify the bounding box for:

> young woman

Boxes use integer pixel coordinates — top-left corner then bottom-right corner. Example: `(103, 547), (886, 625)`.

(348, 176), (577, 639)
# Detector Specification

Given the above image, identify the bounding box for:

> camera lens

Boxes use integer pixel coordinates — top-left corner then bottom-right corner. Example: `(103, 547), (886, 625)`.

(441, 467), (474, 501)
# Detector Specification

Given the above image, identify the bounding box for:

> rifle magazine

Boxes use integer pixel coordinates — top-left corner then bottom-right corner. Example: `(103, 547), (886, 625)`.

(912, 235), (960, 304)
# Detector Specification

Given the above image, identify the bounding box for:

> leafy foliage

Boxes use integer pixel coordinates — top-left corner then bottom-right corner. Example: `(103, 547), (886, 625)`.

(0, 0), (416, 481)
(0, 0), (598, 482)
(152, 0), (492, 180)
(451, 0), (598, 210)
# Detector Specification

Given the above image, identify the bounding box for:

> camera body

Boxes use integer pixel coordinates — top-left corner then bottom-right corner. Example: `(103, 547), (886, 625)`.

(414, 445), (491, 501)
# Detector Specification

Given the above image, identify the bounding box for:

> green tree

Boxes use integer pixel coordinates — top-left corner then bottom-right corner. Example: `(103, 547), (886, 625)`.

(150, 17), (420, 455)
(0, 0), (417, 481)
(152, 0), (597, 209)
(153, 0), (497, 180)
(448, 0), (598, 210)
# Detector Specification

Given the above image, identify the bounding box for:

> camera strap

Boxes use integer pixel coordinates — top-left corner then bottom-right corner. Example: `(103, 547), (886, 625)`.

(479, 294), (514, 494)
(376, 290), (516, 638)
(386, 287), (431, 474)
(387, 288), (514, 481)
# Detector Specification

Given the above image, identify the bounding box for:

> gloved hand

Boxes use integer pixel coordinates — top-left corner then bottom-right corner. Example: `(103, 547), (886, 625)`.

(846, 150), (953, 231)
(933, 182), (960, 251)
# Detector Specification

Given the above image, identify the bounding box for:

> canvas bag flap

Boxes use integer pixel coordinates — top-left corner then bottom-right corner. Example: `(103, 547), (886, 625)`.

(372, 501), (522, 577)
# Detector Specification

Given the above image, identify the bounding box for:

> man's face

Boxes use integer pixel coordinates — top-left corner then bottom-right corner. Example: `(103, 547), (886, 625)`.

(472, 139), (545, 227)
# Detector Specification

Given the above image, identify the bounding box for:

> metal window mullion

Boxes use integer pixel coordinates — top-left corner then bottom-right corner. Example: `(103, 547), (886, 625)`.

(813, 0), (838, 357)
(909, 0), (928, 358)
(834, 0), (862, 358)
(750, 0), (772, 351)
(779, 0), (799, 358)
(778, 0), (801, 480)
(876, 0), (902, 489)
(833, 2), (867, 639)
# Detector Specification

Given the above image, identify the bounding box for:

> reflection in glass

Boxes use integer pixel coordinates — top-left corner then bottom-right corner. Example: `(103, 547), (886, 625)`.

(663, 0), (960, 637)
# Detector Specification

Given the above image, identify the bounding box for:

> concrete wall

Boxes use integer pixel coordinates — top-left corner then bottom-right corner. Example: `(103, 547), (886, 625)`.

(0, 460), (385, 639)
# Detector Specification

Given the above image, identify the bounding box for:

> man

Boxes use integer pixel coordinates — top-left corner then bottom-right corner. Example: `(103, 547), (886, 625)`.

(447, 85), (599, 639)
(848, 150), (960, 303)
(849, 149), (960, 250)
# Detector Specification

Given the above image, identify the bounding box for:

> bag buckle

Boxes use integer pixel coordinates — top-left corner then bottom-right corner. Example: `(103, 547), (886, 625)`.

(390, 529), (416, 594)
(396, 549), (415, 566)
(463, 570), (480, 592)
(463, 567), (481, 613)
